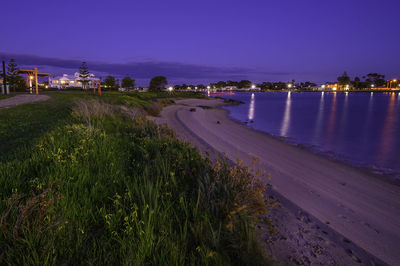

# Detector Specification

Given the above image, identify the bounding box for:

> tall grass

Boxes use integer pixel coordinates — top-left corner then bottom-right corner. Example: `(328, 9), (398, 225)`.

(0, 98), (271, 265)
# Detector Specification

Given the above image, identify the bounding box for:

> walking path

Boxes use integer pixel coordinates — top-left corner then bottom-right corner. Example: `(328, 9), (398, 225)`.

(0, 94), (50, 109)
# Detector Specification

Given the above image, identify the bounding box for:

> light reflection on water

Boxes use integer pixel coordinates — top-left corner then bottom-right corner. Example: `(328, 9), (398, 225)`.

(224, 92), (400, 173)
(280, 92), (291, 136)
(377, 93), (397, 165)
(313, 92), (324, 140)
(248, 93), (255, 120)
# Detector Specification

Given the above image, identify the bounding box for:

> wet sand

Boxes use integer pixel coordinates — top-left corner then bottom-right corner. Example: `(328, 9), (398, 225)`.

(153, 98), (400, 265)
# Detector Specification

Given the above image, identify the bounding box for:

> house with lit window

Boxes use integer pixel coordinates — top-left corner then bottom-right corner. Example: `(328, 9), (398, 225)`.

(48, 72), (100, 89)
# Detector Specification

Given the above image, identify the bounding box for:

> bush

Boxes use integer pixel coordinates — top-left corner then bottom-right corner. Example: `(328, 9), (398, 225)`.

(145, 101), (162, 116)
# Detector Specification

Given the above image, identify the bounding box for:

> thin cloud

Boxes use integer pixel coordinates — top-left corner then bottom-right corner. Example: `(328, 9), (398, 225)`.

(0, 52), (291, 81)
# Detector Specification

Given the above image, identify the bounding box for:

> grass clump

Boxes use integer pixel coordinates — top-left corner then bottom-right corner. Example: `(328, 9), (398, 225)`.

(0, 98), (271, 265)
(145, 101), (162, 116)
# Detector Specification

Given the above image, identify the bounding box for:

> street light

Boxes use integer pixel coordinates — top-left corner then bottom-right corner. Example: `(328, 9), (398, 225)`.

(287, 83), (292, 89)
(167, 86), (173, 92)
(207, 86), (210, 89)
(251, 84), (256, 89)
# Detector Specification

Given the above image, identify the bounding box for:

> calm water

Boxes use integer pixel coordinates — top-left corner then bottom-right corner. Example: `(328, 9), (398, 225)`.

(221, 92), (400, 174)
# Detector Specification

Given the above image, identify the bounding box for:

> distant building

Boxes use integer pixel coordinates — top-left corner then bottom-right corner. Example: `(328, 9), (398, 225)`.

(239, 86), (261, 91)
(48, 72), (100, 89)
(221, 86), (237, 91)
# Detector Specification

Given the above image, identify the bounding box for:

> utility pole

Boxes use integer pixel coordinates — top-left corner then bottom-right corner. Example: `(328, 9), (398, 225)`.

(2, 61), (7, 95)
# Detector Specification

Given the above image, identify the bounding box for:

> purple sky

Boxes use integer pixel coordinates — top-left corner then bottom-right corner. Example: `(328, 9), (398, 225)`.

(2, 0), (400, 85)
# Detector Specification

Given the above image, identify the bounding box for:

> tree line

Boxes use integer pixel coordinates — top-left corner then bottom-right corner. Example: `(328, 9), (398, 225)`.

(337, 72), (387, 89)
(2, 59), (394, 92)
(78, 62), (167, 91)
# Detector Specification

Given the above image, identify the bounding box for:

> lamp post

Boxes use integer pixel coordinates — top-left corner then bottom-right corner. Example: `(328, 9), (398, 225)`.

(29, 76), (34, 94)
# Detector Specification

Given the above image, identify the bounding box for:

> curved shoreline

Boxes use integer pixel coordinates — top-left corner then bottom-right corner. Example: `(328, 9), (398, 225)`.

(221, 105), (400, 187)
(155, 98), (400, 265)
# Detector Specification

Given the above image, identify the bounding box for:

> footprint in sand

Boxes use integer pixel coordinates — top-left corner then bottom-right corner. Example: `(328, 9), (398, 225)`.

(361, 221), (380, 234)
(342, 237), (351, 244)
(346, 249), (362, 263)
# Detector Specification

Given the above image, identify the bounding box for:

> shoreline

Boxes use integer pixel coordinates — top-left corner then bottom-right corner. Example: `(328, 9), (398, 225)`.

(220, 104), (400, 187)
(154, 98), (400, 265)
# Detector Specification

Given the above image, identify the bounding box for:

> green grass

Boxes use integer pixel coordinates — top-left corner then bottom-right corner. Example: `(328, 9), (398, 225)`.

(0, 94), (15, 100)
(0, 93), (270, 265)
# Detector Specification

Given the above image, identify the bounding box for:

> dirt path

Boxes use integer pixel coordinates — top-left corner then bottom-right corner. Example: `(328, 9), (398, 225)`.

(0, 94), (50, 109)
(155, 98), (397, 265)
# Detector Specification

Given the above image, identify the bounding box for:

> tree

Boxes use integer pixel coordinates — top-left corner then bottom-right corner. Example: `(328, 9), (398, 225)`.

(78, 62), (90, 89)
(122, 76), (135, 89)
(104, 75), (116, 89)
(363, 73), (385, 87)
(352, 76), (361, 89)
(216, 81), (227, 88)
(6, 59), (22, 92)
(238, 80), (252, 88)
(149, 76), (167, 91)
(259, 82), (273, 90)
(337, 71), (351, 86)
(227, 80), (238, 87)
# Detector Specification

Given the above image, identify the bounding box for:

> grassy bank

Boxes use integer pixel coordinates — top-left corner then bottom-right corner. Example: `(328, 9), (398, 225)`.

(0, 92), (270, 265)
(0, 95), (15, 100)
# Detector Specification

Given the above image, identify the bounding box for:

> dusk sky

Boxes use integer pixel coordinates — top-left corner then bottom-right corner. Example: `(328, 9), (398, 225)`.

(2, 0), (400, 85)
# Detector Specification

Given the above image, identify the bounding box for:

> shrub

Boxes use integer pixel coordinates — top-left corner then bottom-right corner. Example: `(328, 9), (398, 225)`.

(145, 101), (162, 116)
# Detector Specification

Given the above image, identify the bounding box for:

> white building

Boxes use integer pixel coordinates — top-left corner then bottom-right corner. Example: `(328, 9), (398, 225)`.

(48, 72), (100, 89)
(239, 86), (261, 91)
(221, 86), (237, 91)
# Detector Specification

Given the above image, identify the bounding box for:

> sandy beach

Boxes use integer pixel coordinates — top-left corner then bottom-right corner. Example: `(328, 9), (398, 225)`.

(153, 98), (400, 265)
